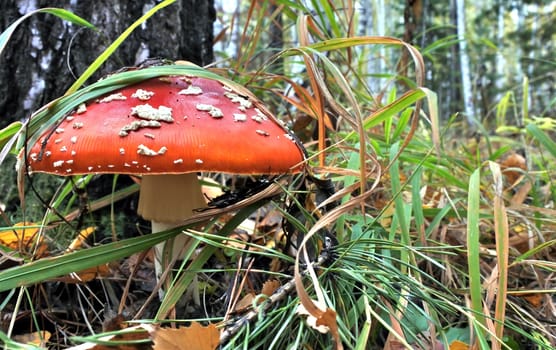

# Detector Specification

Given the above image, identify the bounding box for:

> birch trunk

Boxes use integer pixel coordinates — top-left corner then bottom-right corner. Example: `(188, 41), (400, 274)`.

(495, 0), (506, 98)
(0, 0), (215, 129)
(455, 0), (475, 125)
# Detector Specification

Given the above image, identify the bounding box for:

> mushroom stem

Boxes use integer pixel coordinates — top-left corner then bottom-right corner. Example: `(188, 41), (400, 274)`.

(137, 173), (207, 288)
(138, 173), (207, 223)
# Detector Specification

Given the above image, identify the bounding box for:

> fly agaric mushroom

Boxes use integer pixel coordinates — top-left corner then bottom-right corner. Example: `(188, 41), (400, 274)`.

(24, 71), (305, 282)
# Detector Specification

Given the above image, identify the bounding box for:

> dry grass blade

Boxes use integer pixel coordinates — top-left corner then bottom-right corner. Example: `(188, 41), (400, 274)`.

(297, 15), (327, 167)
(292, 179), (385, 349)
(489, 161), (510, 344)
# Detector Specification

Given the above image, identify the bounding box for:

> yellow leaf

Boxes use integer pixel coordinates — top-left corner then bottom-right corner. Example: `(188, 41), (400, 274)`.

(66, 226), (96, 251)
(55, 263), (111, 283)
(0, 222), (47, 257)
(153, 323), (220, 350)
(13, 330), (51, 347)
(450, 340), (470, 350)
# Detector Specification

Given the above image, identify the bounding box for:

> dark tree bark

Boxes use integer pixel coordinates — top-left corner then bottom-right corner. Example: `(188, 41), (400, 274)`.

(0, 0), (215, 234)
(0, 0), (215, 129)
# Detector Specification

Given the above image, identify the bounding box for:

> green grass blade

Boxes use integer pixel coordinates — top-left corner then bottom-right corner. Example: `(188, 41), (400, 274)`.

(389, 142), (410, 249)
(346, 88), (427, 139)
(411, 167), (426, 243)
(0, 122), (22, 150)
(0, 228), (182, 291)
(514, 239), (556, 263)
(156, 201), (266, 318)
(0, 330), (41, 350)
(0, 8), (95, 57)
(0, 121), (22, 166)
(526, 124), (556, 158)
(38, 8), (96, 28)
(466, 168), (488, 342)
(522, 77), (529, 121)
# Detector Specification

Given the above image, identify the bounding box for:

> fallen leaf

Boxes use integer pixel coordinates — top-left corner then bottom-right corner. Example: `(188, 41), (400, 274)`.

(55, 263), (112, 283)
(500, 152), (526, 188)
(508, 179), (532, 207)
(520, 293), (544, 308)
(102, 314), (126, 332)
(0, 222), (47, 257)
(450, 340), (470, 350)
(296, 301), (331, 334)
(261, 279), (280, 296)
(66, 226), (96, 251)
(152, 323), (220, 350)
(256, 208), (283, 231)
(420, 185), (444, 209)
(13, 330), (51, 347)
(269, 257), (282, 272)
(232, 293), (255, 313)
(57, 227), (111, 283)
(99, 326), (150, 350)
(386, 340), (410, 350)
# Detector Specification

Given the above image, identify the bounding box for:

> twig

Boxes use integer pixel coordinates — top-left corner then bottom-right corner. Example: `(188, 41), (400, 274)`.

(219, 254), (328, 344)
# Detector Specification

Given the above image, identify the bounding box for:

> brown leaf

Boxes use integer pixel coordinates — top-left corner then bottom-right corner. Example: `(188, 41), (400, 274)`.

(152, 323), (220, 350)
(386, 340), (410, 350)
(232, 293), (255, 313)
(104, 327), (150, 350)
(508, 179), (532, 207)
(256, 208), (284, 231)
(268, 257), (282, 272)
(261, 279), (280, 296)
(520, 293), (544, 308)
(296, 302), (327, 332)
(102, 314), (126, 332)
(295, 301), (342, 348)
(316, 307), (339, 334)
(500, 152), (526, 187)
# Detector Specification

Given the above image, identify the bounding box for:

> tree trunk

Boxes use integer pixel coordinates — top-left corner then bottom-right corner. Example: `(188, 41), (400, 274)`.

(268, 2), (284, 75)
(0, 0), (214, 234)
(0, 0), (215, 129)
(495, 0), (506, 97)
(455, 0), (475, 125)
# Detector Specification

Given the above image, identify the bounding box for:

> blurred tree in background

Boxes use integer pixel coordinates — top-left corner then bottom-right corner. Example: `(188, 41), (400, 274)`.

(214, 0), (554, 126)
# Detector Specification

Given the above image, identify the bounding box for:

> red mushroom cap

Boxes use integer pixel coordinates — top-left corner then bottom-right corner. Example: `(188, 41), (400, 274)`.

(25, 75), (305, 175)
